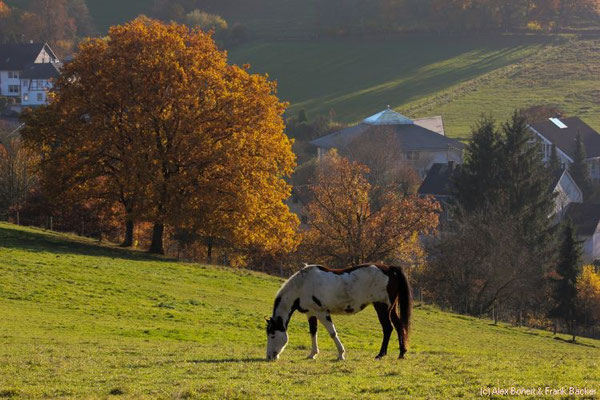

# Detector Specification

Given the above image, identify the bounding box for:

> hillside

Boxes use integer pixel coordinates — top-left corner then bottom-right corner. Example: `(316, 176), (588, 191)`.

(0, 223), (598, 399)
(229, 34), (600, 139)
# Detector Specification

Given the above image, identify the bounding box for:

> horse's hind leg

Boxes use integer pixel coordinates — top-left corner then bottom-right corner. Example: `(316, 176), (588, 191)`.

(307, 315), (319, 359)
(317, 313), (345, 360)
(390, 304), (407, 359)
(374, 302), (393, 359)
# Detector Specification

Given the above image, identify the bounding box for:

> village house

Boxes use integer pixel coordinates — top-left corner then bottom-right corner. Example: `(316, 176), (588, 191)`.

(528, 117), (600, 182)
(418, 163), (595, 257)
(309, 108), (464, 176)
(419, 164), (583, 217)
(563, 203), (600, 263)
(0, 42), (60, 111)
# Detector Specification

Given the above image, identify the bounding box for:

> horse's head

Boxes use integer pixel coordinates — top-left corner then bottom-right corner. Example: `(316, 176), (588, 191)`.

(265, 316), (288, 361)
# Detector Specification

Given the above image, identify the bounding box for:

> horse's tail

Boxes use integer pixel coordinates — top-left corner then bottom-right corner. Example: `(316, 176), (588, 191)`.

(393, 266), (412, 347)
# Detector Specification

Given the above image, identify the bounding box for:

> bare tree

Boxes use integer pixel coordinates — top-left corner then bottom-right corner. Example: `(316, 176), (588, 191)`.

(341, 126), (421, 200)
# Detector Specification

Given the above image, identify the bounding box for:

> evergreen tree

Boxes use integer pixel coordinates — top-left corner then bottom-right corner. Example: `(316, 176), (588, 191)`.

(548, 143), (562, 174)
(569, 134), (592, 199)
(501, 112), (557, 314)
(501, 112), (555, 240)
(549, 222), (582, 341)
(452, 116), (504, 212)
(298, 109), (308, 123)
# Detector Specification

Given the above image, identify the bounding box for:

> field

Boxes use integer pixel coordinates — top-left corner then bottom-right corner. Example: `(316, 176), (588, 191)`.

(0, 222), (599, 399)
(229, 34), (600, 139)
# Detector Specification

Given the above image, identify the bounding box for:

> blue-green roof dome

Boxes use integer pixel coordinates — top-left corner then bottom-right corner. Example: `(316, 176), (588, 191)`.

(363, 107), (413, 126)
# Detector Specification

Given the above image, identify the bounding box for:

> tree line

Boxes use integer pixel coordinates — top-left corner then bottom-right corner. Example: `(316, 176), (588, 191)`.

(419, 113), (600, 339)
(151, 0), (600, 37)
(0, 0), (95, 55)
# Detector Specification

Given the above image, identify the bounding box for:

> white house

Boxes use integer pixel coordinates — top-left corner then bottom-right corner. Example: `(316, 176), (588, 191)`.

(309, 108), (464, 176)
(418, 164), (583, 217)
(0, 42), (59, 108)
(20, 63), (60, 106)
(564, 203), (600, 263)
(552, 169), (584, 217)
(528, 117), (600, 182)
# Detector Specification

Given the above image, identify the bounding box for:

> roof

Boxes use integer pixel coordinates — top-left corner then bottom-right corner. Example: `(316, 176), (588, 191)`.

(414, 116), (445, 136)
(21, 62), (61, 80)
(564, 203), (600, 236)
(529, 117), (600, 160)
(417, 163), (459, 197)
(419, 165), (572, 198)
(310, 110), (464, 152)
(363, 108), (413, 125)
(0, 43), (50, 70)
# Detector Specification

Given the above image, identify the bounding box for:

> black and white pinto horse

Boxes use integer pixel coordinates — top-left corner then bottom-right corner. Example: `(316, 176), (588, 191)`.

(266, 264), (412, 361)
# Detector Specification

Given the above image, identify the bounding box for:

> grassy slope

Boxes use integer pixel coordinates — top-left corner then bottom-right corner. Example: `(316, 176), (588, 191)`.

(229, 35), (600, 139)
(0, 223), (598, 399)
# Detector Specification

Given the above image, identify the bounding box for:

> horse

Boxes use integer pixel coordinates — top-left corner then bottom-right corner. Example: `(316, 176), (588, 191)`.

(266, 263), (412, 361)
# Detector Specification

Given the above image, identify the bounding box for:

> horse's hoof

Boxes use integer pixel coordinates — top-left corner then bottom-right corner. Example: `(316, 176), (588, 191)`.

(307, 353), (318, 360)
(337, 354), (346, 361)
(399, 352), (406, 359)
(375, 354), (386, 360)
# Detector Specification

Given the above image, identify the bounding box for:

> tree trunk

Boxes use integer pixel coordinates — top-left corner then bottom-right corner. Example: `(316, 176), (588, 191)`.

(149, 223), (165, 255)
(206, 241), (213, 264)
(121, 220), (135, 247)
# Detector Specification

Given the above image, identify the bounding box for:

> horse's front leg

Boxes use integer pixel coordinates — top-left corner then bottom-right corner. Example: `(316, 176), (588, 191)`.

(307, 315), (319, 359)
(317, 313), (345, 360)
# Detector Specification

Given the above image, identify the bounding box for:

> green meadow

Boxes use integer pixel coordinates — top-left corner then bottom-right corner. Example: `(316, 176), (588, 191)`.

(0, 222), (598, 399)
(229, 35), (600, 139)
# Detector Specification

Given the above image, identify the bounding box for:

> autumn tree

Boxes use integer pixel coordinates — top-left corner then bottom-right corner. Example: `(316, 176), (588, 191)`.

(576, 265), (600, 329)
(22, 17), (299, 256)
(303, 150), (439, 266)
(0, 131), (38, 223)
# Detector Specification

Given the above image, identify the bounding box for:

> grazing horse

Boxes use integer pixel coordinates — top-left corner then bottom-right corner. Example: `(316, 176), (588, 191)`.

(266, 264), (412, 361)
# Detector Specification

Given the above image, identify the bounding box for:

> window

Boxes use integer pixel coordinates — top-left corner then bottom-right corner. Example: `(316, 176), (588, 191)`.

(8, 71), (19, 79)
(8, 85), (19, 94)
(37, 93), (44, 102)
(406, 151), (420, 161)
(23, 94), (29, 102)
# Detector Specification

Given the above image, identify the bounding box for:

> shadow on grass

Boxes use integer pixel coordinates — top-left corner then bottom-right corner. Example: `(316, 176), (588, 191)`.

(189, 358), (267, 364)
(554, 336), (597, 348)
(0, 224), (173, 263)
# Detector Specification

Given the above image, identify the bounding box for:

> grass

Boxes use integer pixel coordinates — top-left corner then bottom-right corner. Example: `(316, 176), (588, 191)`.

(0, 222), (599, 399)
(229, 34), (600, 139)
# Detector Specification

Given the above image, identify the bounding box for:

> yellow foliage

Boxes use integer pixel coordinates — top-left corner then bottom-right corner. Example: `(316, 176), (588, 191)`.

(577, 265), (600, 324)
(22, 17), (299, 255)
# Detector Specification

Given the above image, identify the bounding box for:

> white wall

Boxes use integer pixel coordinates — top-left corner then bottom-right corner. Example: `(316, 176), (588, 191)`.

(21, 79), (52, 106)
(0, 70), (21, 97)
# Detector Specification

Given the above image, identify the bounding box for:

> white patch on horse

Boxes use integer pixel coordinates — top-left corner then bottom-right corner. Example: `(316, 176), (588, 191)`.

(266, 264), (412, 361)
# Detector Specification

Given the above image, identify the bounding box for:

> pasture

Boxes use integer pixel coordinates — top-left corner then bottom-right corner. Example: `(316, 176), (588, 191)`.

(229, 35), (600, 139)
(0, 223), (599, 398)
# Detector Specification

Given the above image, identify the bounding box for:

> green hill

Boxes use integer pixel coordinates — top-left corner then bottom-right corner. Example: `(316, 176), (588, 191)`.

(229, 34), (600, 139)
(0, 223), (598, 399)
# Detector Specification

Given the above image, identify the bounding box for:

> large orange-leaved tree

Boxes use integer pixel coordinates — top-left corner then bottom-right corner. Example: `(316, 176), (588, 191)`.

(22, 17), (299, 255)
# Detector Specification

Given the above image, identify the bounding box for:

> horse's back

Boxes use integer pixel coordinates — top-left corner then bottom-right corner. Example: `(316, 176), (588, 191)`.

(300, 265), (390, 314)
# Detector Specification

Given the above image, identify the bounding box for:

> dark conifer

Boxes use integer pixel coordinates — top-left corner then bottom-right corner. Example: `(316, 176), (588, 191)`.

(549, 222), (582, 341)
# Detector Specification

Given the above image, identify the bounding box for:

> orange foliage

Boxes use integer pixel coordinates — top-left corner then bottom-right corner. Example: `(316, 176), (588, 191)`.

(22, 17), (299, 255)
(302, 150), (440, 267)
